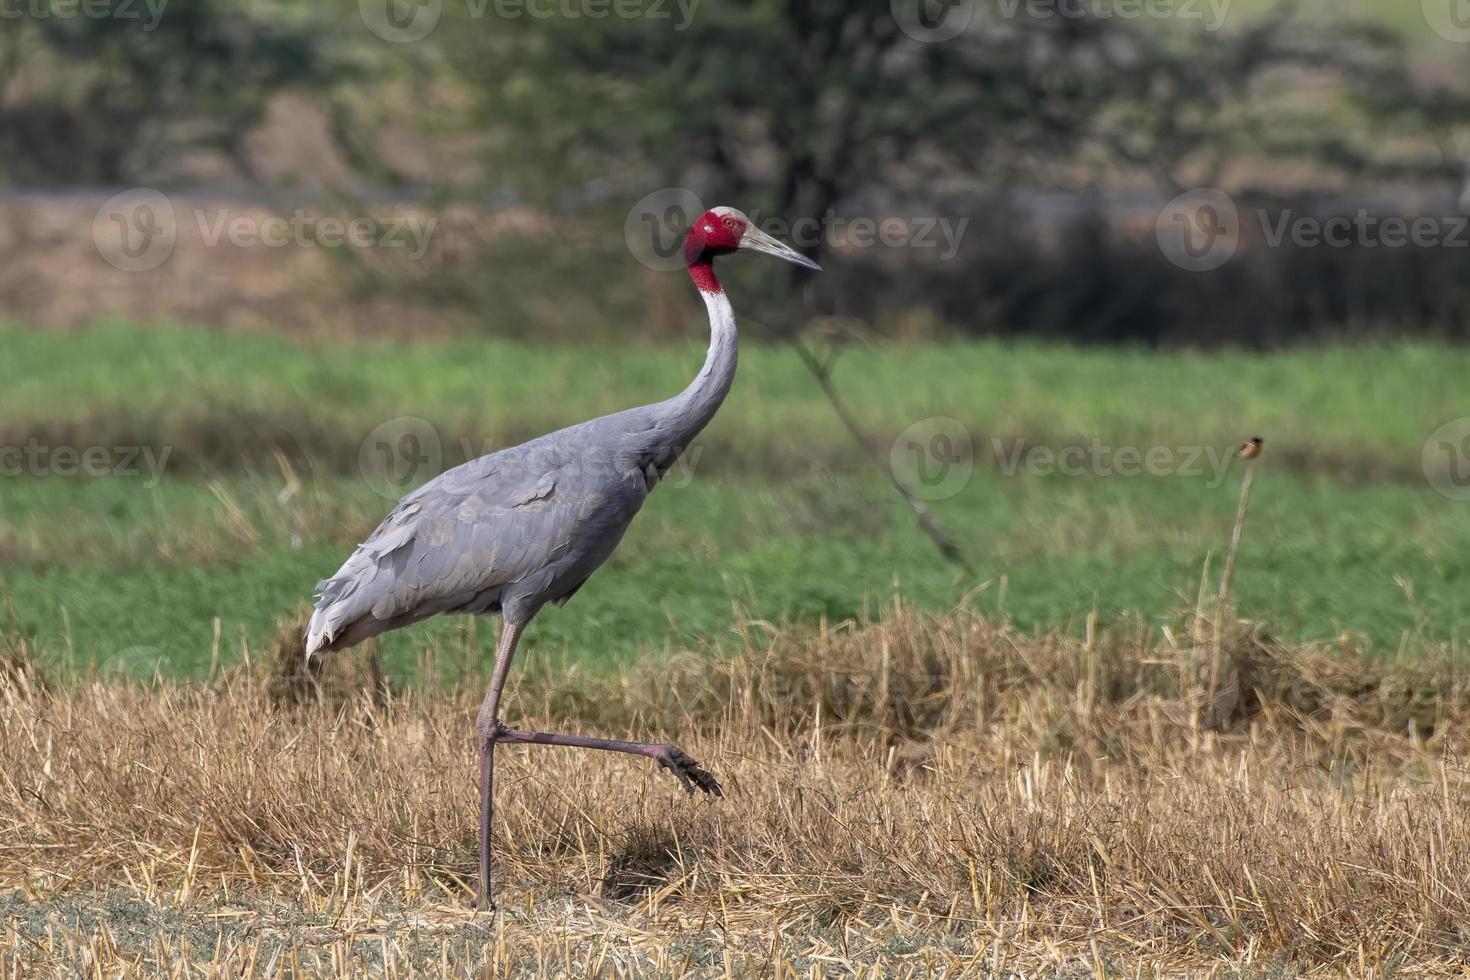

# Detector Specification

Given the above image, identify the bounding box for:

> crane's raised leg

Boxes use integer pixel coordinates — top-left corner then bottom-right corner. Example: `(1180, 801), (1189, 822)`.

(474, 620), (523, 911)
(494, 727), (722, 796)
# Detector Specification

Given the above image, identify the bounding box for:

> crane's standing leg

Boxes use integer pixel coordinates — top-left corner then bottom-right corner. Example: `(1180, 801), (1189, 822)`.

(475, 620), (523, 911)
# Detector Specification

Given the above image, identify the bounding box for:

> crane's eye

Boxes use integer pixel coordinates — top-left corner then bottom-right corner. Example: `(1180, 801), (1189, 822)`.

(722, 217), (735, 229)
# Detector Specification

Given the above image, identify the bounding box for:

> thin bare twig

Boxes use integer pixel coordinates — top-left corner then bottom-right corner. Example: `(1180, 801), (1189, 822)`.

(786, 335), (974, 576)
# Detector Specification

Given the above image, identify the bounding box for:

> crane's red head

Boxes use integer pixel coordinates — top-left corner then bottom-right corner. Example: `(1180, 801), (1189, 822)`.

(684, 206), (820, 293)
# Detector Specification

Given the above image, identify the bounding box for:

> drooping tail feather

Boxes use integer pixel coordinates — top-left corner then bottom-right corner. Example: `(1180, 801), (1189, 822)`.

(305, 574), (360, 661)
(305, 578), (423, 661)
(304, 609), (333, 660)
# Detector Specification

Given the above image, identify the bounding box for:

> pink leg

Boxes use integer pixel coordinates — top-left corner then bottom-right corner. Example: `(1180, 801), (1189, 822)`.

(494, 726), (723, 796)
(471, 622), (721, 910)
(474, 621), (522, 911)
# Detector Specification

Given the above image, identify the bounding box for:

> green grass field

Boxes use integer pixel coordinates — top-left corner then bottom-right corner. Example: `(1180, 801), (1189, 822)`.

(2, 322), (1466, 680)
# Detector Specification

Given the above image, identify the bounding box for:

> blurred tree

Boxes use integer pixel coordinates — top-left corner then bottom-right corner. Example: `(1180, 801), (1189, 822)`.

(411, 0), (1422, 347)
(0, 0), (339, 185)
(445, 1), (1403, 256)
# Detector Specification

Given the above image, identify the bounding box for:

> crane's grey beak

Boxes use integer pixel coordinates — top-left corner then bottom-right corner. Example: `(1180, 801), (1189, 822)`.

(740, 226), (822, 271)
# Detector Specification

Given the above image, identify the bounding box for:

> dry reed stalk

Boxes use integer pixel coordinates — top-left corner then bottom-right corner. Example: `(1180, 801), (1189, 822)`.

(1207, 438), (1263, 728)
(1217, 437), (1263, 605)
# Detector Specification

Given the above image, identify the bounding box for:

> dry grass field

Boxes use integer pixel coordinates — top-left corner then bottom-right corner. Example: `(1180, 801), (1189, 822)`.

(3, 603), (1469, 977)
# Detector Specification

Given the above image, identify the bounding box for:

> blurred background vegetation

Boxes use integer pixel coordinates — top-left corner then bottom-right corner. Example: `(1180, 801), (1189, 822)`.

(1, 0), (1467, 678)
(7, 0), (1470, 342)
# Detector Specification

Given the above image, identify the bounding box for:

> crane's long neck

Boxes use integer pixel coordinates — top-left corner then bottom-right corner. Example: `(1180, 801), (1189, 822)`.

(658, 259), (737, 448)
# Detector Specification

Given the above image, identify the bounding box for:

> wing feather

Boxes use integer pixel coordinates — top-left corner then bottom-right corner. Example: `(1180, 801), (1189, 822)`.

(306, 443), (575, 656)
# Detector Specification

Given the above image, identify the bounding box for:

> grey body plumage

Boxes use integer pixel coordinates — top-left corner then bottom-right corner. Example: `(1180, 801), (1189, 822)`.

(309, 404), (687, 653)
(305, 282), (739, 658)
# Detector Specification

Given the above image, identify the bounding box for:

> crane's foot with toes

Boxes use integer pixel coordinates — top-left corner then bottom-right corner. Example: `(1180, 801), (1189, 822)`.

(654, 745), (723, 796)
(487, 722), (722, 796)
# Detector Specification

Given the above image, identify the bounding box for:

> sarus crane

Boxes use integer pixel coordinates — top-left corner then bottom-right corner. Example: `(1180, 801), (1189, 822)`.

(304, 207), (820, 908)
